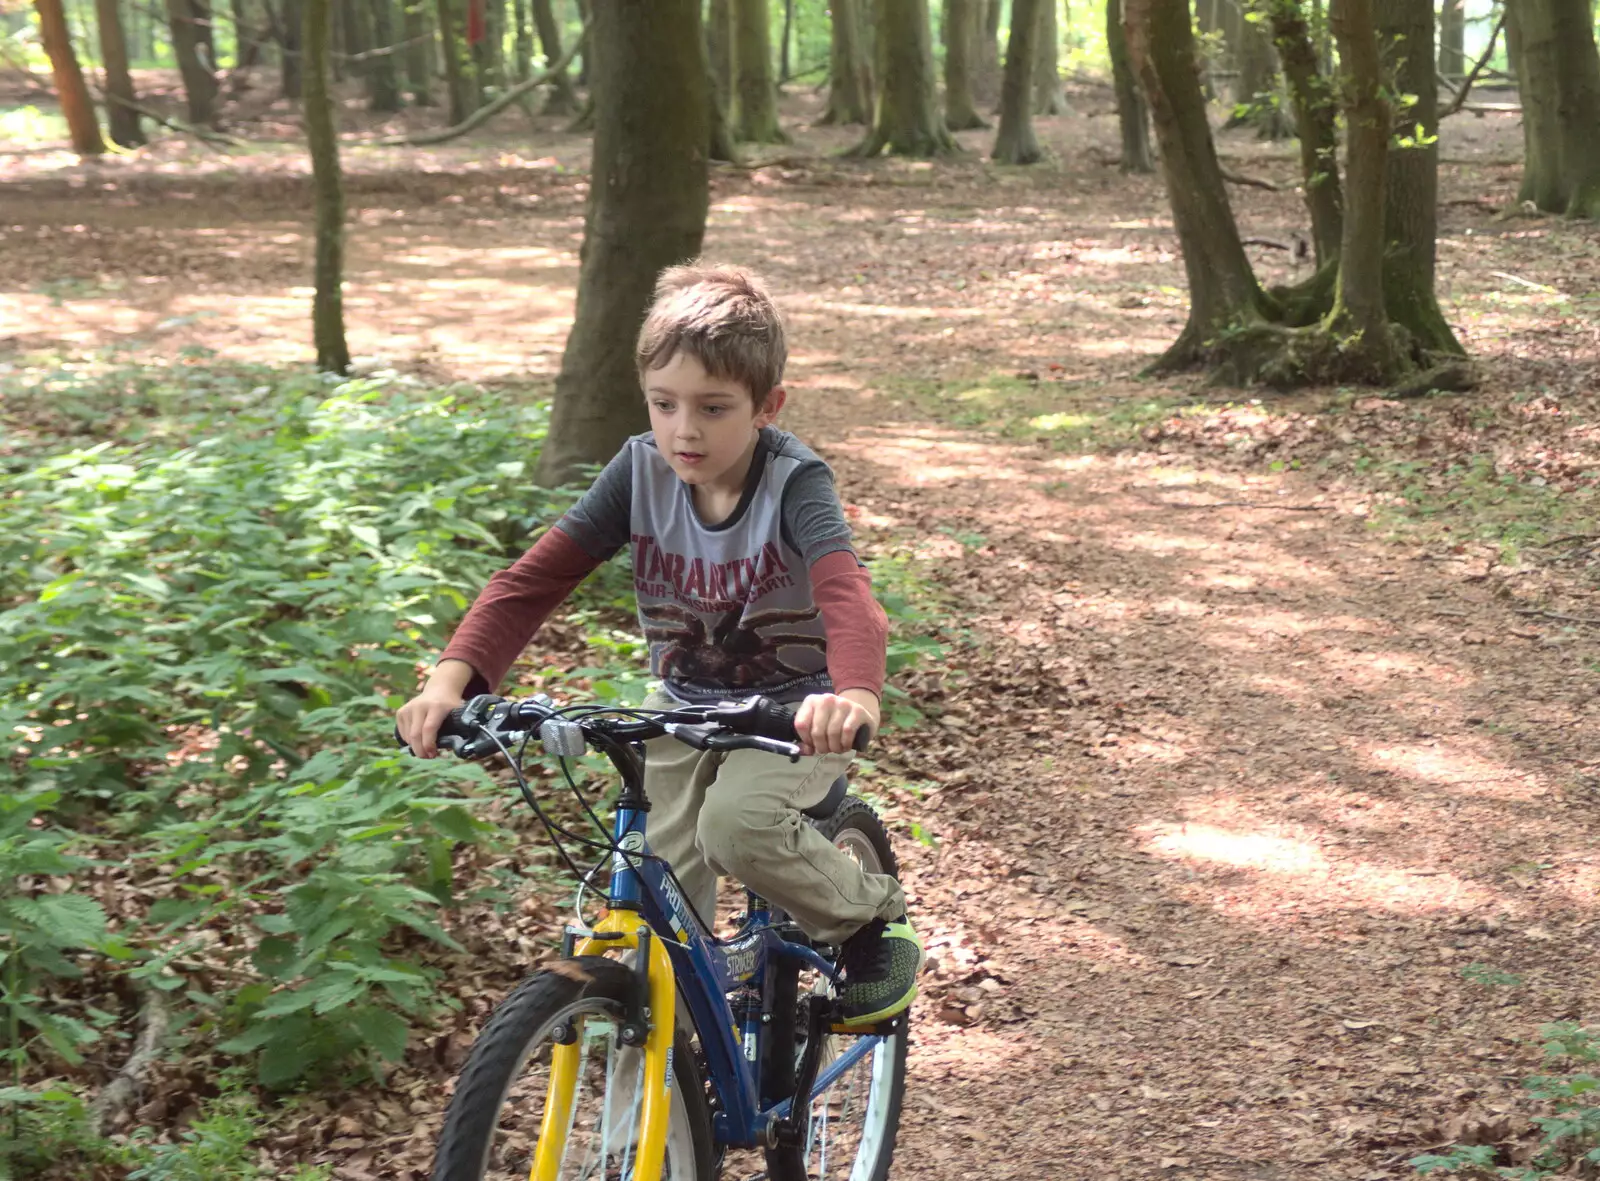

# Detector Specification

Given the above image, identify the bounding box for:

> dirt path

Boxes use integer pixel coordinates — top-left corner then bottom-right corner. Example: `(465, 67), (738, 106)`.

(5, 87), (1598, 1179)
(797, 400), (1600, 1180)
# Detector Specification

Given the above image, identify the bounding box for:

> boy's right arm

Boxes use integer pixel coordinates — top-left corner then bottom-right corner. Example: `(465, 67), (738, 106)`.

(396, 443), (634, 759)
(396, 526), (604, 758)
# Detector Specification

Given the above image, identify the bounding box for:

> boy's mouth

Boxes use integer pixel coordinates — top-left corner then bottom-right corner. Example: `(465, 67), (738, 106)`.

(676, 452), (706, 465)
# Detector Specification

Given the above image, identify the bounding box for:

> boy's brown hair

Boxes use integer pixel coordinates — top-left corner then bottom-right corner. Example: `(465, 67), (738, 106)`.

(635, 261), (787, 404)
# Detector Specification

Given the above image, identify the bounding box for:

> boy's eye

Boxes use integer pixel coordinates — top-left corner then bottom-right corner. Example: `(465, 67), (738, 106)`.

(652, 401), (674, 413)
(703, 405), (726, 417)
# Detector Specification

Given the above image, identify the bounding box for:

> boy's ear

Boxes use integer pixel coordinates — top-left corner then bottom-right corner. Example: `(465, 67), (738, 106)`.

(755, 386), (786, 427)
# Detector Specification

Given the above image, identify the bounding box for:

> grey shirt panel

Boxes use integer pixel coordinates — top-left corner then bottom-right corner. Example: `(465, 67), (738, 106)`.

(556, 427), (858, 566)
(554, 427), (857, 704)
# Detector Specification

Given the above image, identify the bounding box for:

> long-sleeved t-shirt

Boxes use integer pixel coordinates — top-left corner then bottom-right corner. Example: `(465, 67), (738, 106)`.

(440, 427), (889, 704)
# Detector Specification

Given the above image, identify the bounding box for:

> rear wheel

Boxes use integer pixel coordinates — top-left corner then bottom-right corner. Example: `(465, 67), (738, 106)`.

(764, 797), (909, 1181)
(431, 957), (714, 1181)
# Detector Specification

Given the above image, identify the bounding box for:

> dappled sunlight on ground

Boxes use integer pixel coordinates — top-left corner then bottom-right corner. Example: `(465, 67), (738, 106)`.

(1357, 741), (1547, 800)
(1139, 817), (1504, 919)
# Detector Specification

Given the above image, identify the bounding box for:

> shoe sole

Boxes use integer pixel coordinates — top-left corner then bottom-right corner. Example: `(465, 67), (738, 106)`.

(834, 981), (919, 1030)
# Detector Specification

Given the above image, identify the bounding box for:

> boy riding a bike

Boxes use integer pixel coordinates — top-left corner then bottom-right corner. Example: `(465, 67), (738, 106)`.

(395, 261), (923, 1026)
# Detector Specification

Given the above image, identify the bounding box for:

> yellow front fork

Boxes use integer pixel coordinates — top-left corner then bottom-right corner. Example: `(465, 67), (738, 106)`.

(528, 910), (677, 1181)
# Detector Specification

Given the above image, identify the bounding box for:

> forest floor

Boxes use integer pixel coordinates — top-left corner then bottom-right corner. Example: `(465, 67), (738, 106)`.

(4, 76), (1600, 1179)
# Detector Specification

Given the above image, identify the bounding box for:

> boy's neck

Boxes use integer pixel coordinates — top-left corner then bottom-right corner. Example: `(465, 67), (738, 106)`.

(690, 428), (764, 524)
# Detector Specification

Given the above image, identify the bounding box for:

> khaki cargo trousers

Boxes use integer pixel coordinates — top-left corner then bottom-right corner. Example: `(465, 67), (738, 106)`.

(639, 690), (906, 945)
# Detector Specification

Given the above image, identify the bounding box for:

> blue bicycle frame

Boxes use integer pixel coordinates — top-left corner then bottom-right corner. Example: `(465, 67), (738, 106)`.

(604, 789), (886, 1147)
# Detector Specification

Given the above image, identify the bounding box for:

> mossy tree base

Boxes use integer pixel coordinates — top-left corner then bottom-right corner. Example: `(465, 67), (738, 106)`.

(1151, 313), (1477, 396)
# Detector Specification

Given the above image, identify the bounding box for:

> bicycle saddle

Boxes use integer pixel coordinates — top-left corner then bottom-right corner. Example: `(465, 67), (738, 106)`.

(801, 774), (849, 820)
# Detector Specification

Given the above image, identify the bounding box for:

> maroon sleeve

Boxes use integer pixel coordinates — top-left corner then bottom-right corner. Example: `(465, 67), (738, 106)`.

(810, 549), (889, 699)
(439, 525), (603, 694)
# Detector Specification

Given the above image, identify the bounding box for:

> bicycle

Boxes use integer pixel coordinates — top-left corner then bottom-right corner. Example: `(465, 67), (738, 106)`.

(401, 690), (910, 1181)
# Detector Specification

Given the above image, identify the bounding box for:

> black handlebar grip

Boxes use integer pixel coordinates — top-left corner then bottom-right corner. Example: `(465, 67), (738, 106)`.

(394, 707), (471, 756)
(753, 698), (872, 752)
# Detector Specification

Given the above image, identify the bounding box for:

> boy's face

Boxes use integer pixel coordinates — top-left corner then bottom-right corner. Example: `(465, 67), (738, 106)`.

(644, 351), (783, 490)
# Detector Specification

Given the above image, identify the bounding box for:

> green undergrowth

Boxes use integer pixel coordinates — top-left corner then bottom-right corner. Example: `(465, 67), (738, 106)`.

(1412, 1022), (1600, 1179)
(0, 350), (950, 1169)
(894, 371), (1186, 452)
(1, 1075), (333, 1181)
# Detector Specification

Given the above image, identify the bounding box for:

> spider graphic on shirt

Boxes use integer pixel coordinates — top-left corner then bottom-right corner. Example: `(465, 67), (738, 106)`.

(640, 604), (826, 688)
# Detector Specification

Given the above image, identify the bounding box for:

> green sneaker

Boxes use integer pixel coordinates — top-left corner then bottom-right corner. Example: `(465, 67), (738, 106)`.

(836, 915), (924, 1025)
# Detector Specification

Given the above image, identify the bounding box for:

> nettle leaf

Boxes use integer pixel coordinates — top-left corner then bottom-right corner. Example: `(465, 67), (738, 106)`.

(12, 895), (108, 949)
(351, 1006), (409, 1063)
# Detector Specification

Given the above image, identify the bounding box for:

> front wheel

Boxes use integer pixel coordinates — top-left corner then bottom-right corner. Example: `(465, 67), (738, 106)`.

(766, 796), (910, 1181)
(430, 957), (714, 1181)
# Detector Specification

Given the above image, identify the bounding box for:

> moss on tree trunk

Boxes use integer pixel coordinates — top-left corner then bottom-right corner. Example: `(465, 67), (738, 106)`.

(534, 0), (710, 486)
(303, 0), (350, 375)
(991, 0), (1042, 162)
(850, 0), (957, 156)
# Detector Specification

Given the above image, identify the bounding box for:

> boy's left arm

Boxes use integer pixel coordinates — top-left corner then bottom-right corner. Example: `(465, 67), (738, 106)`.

(795, 549), (889, 755)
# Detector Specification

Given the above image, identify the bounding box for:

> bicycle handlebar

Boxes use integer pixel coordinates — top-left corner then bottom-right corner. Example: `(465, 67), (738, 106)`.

(395, 693), (871, 763)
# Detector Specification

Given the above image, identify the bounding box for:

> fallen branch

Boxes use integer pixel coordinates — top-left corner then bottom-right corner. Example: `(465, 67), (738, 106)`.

(1535, 534), (1600, 548)
(1220, 167), (1281, 192)
(1442, 10), (1508, 119)
(90, 987), (170, 1135)
(100, 90), (242, 150)
(366, 26), (587, 147)
(1515, 609), (1600, 627)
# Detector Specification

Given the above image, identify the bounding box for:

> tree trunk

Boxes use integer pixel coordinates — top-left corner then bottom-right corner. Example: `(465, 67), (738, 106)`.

(1323, 0), (1401, 381)
(851, 0), (957, 155)
(1124, 0), (1273, 370)
(945, 0), (988, 128)
(992, 0), (1043, 162)
(304, 0), (350, 374)
(976, 0), (1001, 105)
(366, 0), (402, 109)
(232, 0), (262, 68)
(731, 0), (786, 141)
(1033, 0), (1068, 113)
(1440, 0), (1465, 78)
(820, 0), (873, 124)
(95, 0), (145, 146)
(1195, 0), (1219, 99)
(437, 0), (472, 122)
(708, 0), (732, 110)
(1223, 0), (1292, 137)
(1266, 0), (1341, 266)
(535, 0), (710, 485)
(165, 0), (220, 123)
(403, 0), (433, 104)
(1106, 0), (1151, 171)
(280, 0), (303, 96)
(531, 0), (576, 113)
(483, 0), (506, 94)
(780, 0), (794, 81)
(1375, 0), (1463, 354)
(511, 0), (529, 82)
(33, 0), (105, 154)
(1523, 0), (1600, 218)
